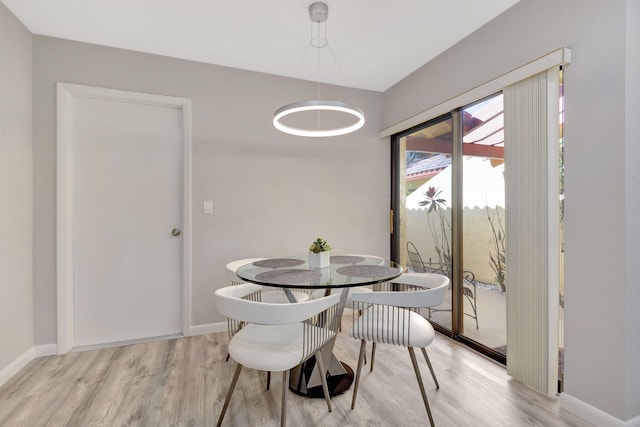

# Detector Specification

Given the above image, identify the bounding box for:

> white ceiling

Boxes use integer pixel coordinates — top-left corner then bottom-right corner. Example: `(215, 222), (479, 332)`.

(2, 0), (519, 92)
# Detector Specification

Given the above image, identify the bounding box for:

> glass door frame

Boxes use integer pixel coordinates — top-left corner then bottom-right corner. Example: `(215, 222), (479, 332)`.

(390, 108), (506, 365)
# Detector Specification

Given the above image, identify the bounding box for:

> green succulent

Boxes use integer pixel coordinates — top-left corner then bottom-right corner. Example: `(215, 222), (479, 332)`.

(309, 237), (331, 253)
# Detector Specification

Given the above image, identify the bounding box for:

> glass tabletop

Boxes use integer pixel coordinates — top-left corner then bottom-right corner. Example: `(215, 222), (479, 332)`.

(235, 255), (403, 289)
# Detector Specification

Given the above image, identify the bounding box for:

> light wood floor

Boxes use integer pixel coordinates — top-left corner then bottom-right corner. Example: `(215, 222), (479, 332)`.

(0, 327), (590, 427)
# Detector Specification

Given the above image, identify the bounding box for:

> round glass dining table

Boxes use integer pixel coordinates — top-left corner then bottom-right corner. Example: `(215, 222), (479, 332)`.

(236, 255), (403, 397)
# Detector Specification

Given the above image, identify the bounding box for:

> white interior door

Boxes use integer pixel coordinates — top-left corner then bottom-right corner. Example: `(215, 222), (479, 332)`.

(70, 92), (184, 347)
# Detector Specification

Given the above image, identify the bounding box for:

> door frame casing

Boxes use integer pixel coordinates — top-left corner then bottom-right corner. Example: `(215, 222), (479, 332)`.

(56, 82), (193, 354)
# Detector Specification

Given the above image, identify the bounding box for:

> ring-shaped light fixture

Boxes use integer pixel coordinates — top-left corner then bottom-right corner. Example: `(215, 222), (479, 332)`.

(273, 100), (365, 138)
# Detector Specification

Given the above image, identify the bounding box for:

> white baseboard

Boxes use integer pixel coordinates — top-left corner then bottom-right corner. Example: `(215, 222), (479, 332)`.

(0, 347), (35, 388)
(34, 343), (58, 357)
(189, 322), (227, 336)
(560, 393), (640, 427)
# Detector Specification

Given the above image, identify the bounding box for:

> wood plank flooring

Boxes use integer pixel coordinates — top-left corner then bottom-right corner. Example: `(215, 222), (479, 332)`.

(0, 327), (590, 427)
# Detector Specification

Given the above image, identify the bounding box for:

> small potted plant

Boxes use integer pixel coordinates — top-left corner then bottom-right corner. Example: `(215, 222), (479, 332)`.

(308, 237), (331, 269)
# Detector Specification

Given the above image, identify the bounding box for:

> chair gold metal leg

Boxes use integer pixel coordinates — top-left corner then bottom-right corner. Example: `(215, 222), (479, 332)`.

(351, 340), (367, 409)
(315, 350), (332, 412)
(267, 371), (271, 390)
(421, 347), (439, 389)
(408, 347), (435, 427)
(281, 370), (289, 427)
(370, 342), (377, 372)
(217, 363), (243, 427)
(364, 344), (367, 365)
(358, 310), (367, 366)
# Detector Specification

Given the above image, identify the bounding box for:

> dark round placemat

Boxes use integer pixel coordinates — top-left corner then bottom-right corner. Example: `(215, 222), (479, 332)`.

(255, 269), (321, 284)
(253, 258), (305, 268)
(336, 265), (401, 278)
(330, 255), (366, 264)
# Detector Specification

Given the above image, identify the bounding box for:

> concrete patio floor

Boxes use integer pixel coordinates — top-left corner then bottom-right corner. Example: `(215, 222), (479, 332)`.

(424, 285), (565, 359)
(426, 285), (508, 350)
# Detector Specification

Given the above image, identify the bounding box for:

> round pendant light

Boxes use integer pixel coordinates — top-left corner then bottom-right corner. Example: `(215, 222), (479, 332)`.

(273, 100), (365, 138)
(273, 2), (365, 138)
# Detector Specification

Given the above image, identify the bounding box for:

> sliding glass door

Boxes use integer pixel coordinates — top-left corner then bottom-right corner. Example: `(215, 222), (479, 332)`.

(460, 94), (506, 358)
(393, 113), (454, 332)
(391, 93), (506, 361)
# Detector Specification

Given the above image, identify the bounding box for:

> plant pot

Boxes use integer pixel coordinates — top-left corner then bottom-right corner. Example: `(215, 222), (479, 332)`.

(308, 251), (330, 269)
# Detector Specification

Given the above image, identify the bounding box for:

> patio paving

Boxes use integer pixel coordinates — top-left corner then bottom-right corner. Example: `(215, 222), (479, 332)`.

(426, 285), (507, 350)
(425, 285), (564, 358)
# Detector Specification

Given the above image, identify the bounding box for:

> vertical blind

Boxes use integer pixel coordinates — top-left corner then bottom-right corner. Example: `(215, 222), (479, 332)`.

(504, 70), (560, 395)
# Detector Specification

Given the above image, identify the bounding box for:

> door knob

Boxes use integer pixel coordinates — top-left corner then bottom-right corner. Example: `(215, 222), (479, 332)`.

(171, 228), (181, 237)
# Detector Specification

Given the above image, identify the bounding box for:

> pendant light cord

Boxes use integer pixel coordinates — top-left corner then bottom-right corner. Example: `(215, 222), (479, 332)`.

(278, 26), (313, 108)
(326, 41), (350, 88)
(279, 18), (350, 108)
(316, 20), (321, 129)
(272, 2), (365, 138)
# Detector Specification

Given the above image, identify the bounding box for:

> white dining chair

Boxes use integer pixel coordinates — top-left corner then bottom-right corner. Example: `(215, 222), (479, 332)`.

(349, 273), (449, 427)
(215, 284), (341, 427)
(225, 258), (310, 303)
(311, 254), (386, 364)
(224, 258), (312, 389)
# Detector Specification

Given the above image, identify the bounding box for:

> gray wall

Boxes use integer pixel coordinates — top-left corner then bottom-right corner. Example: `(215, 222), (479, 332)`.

(624, 0), (640, 416)
(8, 0), (639, 421)
(0, 3), (34, 370)
(383, 0), (638, 421)
(32, 36), (386, 343)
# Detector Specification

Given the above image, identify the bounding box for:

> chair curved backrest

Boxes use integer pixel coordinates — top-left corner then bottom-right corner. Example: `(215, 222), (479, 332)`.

(225, 258), (267, 284)
(215, 283), (340, 325)
(352, 273), (449, 309)
(225, 258), (311, 304)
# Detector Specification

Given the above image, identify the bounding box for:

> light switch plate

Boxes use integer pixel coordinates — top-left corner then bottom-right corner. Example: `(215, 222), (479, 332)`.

(203, 200), (213, 214)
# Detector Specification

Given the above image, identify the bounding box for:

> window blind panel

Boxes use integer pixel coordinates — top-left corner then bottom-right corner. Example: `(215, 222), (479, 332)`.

(504, 70), (560, 395)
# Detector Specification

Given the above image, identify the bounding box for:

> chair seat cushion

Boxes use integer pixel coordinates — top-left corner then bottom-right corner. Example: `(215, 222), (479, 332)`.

(229, 323), (335, 372)
(261, 290), (310, 303)
(350, 306), (435, 348)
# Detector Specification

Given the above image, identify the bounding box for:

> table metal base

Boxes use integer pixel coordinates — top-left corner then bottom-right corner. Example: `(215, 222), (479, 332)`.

(289, 355), (354, 398)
